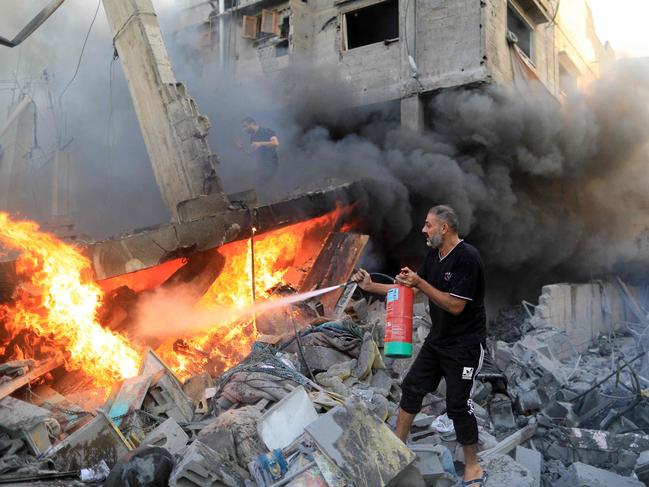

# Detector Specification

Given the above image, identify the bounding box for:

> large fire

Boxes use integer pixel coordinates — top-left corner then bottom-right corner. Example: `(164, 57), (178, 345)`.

(0, 213), (140, 389)
(157, 210), (345, 379)
(0, 208), (346, 388)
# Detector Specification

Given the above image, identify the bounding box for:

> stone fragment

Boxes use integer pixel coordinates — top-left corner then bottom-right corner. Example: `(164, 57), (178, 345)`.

(514, 389), (543, 414)
(515, 446), (542, 487)
(168, 440), (247, 487)
(258, 386), (318, 450)
(48, 410), (131, 471)
(305, 397), (415, 487)
(0, 396), (53, 455)
(302, 346), (352, 371)
(635, 450), (649, 485)
(370, 369), (394, 395)
(144, 370), (194, 425)
(554, 462), (644, 487)
(489, 394), (516, 430)
(142, 418), (189, 456)
(198, 406), (264, 469)
(480, 454), (534, 487)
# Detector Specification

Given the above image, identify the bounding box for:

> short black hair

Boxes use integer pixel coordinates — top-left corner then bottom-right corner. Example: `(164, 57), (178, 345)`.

(428, 205), (459, 232)
(242, 116), (256, 124)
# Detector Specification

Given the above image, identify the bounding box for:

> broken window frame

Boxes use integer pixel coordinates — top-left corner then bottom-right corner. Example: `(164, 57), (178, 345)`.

(507, 1), (535, 62)
(260, 9), (280, 36)
(339, 0), (400, 52)
(242, 14), (259, 39)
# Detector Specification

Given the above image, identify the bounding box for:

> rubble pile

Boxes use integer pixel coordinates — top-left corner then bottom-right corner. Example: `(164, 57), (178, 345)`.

(0, 285), (649, 486)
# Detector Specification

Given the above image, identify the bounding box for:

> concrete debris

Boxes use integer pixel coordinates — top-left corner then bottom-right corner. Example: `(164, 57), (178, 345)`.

(515, 446), (542, 487)
(198, 406), (264, 469)
(144, 370), (194, 425)
(554, 461), (645, 487)
(2, 279), (649, 486)
(480, 453), (535, 487)
(258, 386), (318, 450)
(47, 410), (131, 471)
(142, 418), (189, 456)
(489, 393), (517, 430)
(305, 396), (415, 487)
(0, 396), (53, 455)
(169, 440), (247, 487)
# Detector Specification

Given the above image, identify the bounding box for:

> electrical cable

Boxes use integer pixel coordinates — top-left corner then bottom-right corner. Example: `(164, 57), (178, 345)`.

(58, 0), (102, 104)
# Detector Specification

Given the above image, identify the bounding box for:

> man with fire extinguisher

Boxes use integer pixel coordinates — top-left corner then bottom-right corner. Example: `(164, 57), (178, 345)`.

(351, 205), (488, 487)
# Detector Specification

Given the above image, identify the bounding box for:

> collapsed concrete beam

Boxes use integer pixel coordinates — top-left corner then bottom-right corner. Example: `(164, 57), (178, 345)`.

(102, 0), (228, 220)
(88, 181), (364, 280)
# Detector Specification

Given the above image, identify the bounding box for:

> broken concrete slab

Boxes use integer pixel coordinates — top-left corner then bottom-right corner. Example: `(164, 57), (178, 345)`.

(635, 450), (649, 485)
(514, 389), (543, 415)
(168, 440), (247, 487)
(305, 396), (415, 487)
(409, 444), (455, 486)
(105, 374), (153, 428)
(88, 182), (363, 280)
(198, 406), (264, 469)
(554, 462), (644, 487)
(301, 346), (354, 372)
(258, 386), (318, 451)
(481, 454), (535, 487)
(30, 384), (89, 433)
(47, 410), (132, 471)
(488, 394), (516, 430)
(144, 370), (194, 425)
(142, 418), (189, 455)
(0, 396), (53, 455)
(312, 449), (347, 487)
(515, 446), (542, 487)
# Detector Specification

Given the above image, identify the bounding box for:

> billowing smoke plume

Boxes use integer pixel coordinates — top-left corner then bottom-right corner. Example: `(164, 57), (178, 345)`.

(2, 2), (649, 301)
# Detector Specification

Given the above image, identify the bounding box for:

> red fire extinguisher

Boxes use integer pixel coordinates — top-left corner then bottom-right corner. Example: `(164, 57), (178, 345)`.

(384, 285), (414, 358)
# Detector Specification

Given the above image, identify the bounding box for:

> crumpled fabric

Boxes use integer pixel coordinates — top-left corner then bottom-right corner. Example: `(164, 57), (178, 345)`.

(220, 370), (297, 405)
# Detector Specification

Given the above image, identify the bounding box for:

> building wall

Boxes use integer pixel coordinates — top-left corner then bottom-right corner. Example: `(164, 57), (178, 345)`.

(174, 0), (610, 116)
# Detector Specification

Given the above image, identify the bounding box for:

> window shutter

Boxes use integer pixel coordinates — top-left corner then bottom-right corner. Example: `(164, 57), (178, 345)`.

(242, 15), (259, 39)
(261, 9), (279, 35)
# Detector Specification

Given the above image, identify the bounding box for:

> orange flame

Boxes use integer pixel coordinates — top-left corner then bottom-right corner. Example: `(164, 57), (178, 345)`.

(0, 213), (140, 389)
(157, 209), (346, 379)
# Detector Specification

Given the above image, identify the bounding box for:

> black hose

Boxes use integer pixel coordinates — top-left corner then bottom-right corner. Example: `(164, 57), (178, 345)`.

(369, 272), (396, 284)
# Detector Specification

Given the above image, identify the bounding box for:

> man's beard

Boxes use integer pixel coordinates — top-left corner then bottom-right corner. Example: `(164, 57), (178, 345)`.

(426, 231), (443, 249)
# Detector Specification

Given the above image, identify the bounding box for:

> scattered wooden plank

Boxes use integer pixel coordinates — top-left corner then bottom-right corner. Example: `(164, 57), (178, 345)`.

(299, 233), (369, 316)
(0, 357), (62, 401)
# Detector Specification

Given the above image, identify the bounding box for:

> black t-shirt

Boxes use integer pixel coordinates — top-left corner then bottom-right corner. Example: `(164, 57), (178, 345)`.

(250, 127), (279, 167)
(417, 240), (486, 347)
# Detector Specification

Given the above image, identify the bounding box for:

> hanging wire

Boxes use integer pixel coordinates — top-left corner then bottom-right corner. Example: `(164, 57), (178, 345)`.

(58, 0), (102, 104)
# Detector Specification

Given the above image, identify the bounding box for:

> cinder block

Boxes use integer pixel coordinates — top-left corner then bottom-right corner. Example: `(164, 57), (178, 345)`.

(168, 440), (247, 487)
(554, 462), (644, 487)
(142, 418), (189, 455)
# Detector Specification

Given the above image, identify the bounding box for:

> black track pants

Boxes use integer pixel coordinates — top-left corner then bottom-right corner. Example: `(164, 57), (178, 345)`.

(400, 339), (485, 445)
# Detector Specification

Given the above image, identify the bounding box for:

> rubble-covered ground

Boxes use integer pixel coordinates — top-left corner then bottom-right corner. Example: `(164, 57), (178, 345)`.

(1, 288), (649, 486)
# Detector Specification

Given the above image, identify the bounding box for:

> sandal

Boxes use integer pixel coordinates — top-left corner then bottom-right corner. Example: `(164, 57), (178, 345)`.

(461, 470), (488, 487)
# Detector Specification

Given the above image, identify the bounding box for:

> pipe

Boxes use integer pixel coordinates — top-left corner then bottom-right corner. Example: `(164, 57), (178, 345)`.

(218, 0), (225, 67)
(0, 0), (67, 48)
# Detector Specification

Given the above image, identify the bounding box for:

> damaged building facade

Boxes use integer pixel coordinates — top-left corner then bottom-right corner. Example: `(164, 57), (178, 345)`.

(172, 0), (613, 129)
(2, 1), (649, 487)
